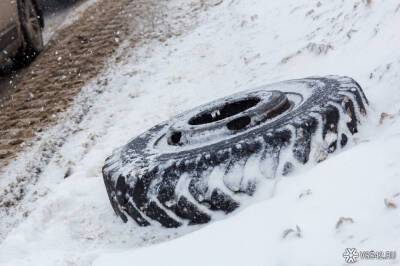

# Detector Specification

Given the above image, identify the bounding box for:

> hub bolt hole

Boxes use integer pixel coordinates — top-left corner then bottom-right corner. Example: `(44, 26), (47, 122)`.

(168, 131), (182, 145)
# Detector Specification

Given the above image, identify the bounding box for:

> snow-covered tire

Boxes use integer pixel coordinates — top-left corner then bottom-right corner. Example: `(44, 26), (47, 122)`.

(103, 76), (368, 228)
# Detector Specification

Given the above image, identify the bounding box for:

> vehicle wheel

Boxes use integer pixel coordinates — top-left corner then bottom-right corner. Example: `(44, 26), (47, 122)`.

(16, 0), (44, 64)
(103, 76), (368, 228)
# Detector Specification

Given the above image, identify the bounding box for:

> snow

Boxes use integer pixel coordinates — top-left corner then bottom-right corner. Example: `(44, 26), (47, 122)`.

(1, 0), (400, 265)
(95, 132), (400, 266)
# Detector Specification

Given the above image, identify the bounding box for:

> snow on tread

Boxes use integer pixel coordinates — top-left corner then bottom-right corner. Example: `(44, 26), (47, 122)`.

(103, 76), (369, 228)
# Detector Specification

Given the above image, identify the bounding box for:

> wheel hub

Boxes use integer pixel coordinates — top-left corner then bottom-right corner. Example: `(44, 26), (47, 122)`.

(166, 90), (292, 146)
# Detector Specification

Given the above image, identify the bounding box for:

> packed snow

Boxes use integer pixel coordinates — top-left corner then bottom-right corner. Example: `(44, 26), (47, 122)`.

(1, 0), (400, 265)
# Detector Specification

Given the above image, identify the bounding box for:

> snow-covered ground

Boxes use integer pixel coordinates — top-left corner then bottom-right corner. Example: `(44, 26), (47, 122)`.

(1, 0), (400, 265)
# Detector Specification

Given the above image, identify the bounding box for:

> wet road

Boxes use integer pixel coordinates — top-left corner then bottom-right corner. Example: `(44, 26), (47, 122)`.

(0, 74), (18, 106)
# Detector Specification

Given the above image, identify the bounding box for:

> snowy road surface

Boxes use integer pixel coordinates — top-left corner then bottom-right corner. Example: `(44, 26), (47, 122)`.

(1, 0), (400, 265)
(0, 0), (95, 102)
(0, 0), (150, 168)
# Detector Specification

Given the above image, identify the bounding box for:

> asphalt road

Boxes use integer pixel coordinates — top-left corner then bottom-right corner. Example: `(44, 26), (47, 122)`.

(0, 74), (18, 106)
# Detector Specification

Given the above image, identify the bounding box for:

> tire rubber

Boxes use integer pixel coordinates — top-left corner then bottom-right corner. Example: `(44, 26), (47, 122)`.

(103, 76), (368, 228)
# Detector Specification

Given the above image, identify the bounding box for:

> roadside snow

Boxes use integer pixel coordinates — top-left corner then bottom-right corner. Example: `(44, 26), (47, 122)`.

(1, 0), (400, 265)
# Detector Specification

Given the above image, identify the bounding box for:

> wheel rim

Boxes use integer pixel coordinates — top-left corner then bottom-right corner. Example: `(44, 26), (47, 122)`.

(21, 0), (43, 50)
(151, 89), (303, 153)
(166, 91), (293, 146)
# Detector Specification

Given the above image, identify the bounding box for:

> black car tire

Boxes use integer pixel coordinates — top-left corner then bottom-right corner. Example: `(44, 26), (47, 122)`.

(16, 0), (44, 65)
(103, 76), (368, 228)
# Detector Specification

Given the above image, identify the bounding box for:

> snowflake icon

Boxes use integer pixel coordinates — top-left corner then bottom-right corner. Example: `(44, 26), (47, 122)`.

(343, 248), (359, 263)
